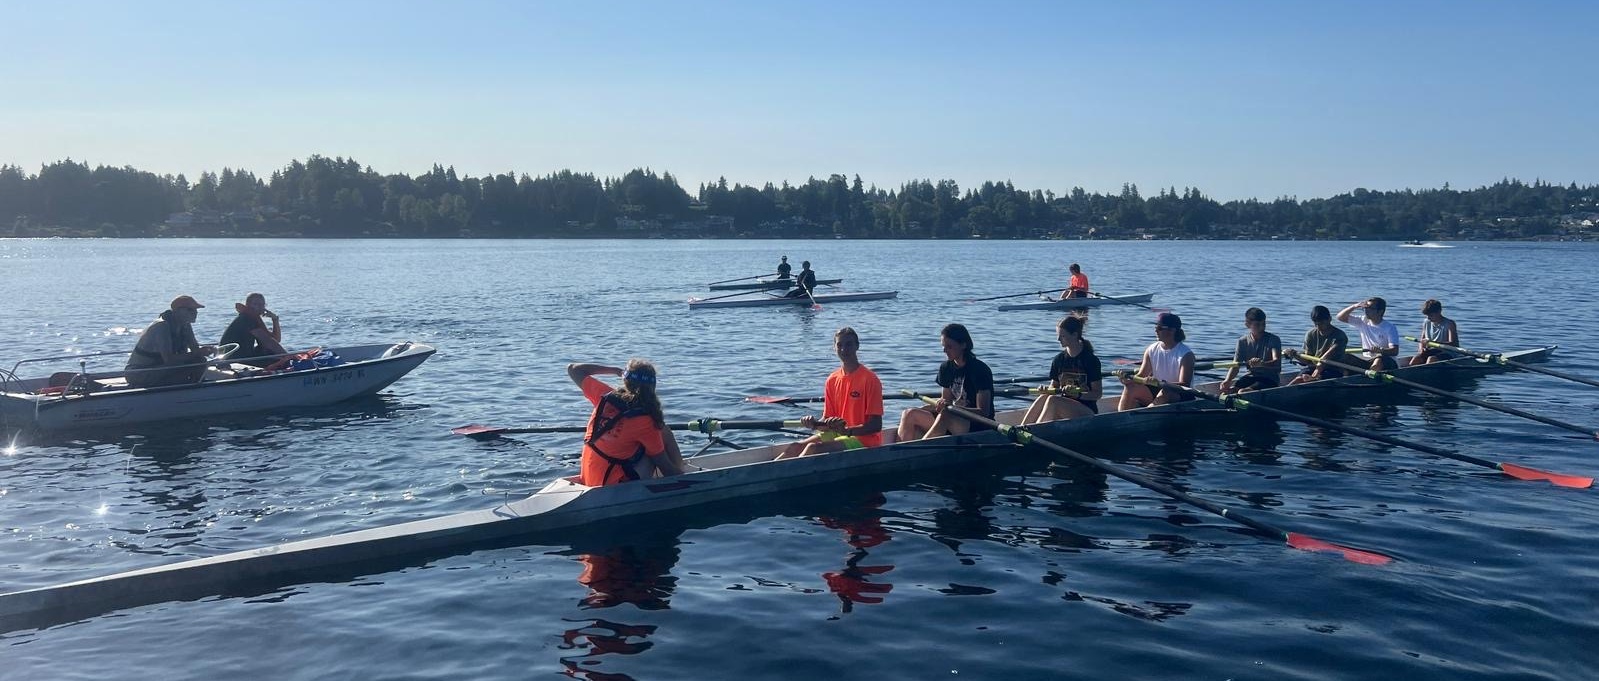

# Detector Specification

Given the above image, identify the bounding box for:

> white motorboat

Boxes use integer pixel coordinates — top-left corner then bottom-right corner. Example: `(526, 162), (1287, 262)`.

(1, 342), (435, 431)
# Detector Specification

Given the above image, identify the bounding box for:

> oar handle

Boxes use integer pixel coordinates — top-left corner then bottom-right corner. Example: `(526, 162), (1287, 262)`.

(680, 418), (804, 433)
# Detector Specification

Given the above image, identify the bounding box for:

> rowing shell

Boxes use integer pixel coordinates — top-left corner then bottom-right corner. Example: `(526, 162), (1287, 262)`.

(687, 291), (898, 309)
(0, 345), (1551, 628)
(708, 278), (844, 291)
(998, 293), (1155, 311)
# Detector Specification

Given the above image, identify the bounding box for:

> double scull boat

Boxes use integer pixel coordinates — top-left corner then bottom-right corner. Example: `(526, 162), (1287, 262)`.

(688, 291), (898, 309)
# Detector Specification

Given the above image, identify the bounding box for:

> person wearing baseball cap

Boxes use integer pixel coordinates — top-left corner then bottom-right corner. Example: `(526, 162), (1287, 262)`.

(124, 295), (217, 388)
(1117, 312), (1197, 411)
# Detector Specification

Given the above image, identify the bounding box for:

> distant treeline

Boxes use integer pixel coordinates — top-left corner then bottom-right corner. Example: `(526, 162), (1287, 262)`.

(1, 156), (1595, 239)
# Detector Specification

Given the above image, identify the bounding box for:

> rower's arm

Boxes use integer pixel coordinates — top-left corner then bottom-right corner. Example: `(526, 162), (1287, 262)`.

(1079, 380), (1103, 401)
(653, 427), (686, 476)
(1177, 353), (1195, 386)
(1336, 303), (1360, 324)
(567, 362), (622, 387)
(848, 414), (883, 437)
(975, 389), (993, 416)
(1444, 320), (1459, 346)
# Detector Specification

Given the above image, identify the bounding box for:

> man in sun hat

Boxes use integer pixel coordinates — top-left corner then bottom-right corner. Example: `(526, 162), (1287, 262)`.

(124, 295), (217, 388)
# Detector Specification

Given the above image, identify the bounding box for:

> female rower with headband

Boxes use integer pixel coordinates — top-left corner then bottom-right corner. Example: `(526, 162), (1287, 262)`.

(567, 359), (686, 486)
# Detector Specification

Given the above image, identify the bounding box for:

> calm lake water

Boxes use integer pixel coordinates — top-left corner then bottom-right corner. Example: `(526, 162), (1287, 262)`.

(2, 238), (1596, 680)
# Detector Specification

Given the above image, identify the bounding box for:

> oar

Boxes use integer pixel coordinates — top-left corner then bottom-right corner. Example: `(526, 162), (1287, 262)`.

(1291, 350), (1599, 441)
(689, 288), (776, 304)
(748, 385), (1042, 406)
(1405, 337), (1599, 390)
(1111, 356), (1236, 368)
(1087, 291), (1162, 311)
(964, 289), (1053, 303)
(452, 418), (805, 440)
(802, 282), (823, 311)
(706, 272), (778, 287)
(1121, 373), (1591, 488)
(900, 391), (1392, 564)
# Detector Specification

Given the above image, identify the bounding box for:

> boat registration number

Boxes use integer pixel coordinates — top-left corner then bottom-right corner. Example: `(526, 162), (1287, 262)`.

(302, 368), (366, 386)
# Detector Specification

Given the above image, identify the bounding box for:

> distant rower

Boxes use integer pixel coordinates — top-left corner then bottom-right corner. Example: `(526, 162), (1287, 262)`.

(784, 261), (817, 298)
(776, 256), (792, 280)
(1061, 263), (1089, 299)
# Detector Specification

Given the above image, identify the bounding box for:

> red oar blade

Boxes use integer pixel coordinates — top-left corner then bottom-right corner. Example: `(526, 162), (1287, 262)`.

(450, 424), (504, 438)
(1285, 532), (1393, 565)
(1499, 462), (1594, 488)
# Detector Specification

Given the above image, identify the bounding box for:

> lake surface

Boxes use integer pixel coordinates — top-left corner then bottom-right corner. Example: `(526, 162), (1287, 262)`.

(2, 238), (1596, 680)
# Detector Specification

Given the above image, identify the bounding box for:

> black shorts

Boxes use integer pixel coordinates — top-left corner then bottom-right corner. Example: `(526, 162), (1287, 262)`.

(1065, 290), (1088, 298)
(1416, 346), (1452, 360)
(1153, 384), (1195, 402)
(1373, 355), (1398, 372)
(1298, 364), (1344, 380)
(1233, 374), (1280, 391)
(1073, 396), (1099, 413)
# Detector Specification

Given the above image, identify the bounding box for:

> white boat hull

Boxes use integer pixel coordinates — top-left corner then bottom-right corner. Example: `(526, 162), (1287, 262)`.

(688, 291), (898, 309)
(1, 343), (435, 431)
(998, 293), (1156, 311)
(0, 345), (1551, 626)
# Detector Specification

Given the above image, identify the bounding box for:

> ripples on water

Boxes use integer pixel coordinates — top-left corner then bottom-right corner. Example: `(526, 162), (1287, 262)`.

(2, 239), (1597, 680)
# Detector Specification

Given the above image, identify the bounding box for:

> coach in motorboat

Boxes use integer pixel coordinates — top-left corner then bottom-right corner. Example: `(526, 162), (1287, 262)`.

(124, 295), (217, 388)
(221, 292), (288, 367)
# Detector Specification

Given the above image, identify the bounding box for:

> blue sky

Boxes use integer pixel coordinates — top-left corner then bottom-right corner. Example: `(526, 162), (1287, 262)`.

(3, 0), (1594, 200)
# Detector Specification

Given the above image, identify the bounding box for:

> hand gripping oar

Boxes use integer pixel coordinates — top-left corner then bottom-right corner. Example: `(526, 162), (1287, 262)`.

(1120, 373), (1592, 488)
(1405, 337), (1599, 390)
(899, 390), (1393, 564)
(1291, 350), (1599, 442)
(706, 272), (778, 287)
(452, 419), (804, 440)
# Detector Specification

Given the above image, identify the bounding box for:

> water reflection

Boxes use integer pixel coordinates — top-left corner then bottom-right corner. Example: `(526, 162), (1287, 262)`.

(817, 493), (894, 614)
(558, 535), (682, 681)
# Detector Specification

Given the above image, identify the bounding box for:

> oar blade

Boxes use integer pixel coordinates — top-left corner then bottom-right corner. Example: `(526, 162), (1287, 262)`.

(1499, 462), (1594, 488)
(1285, 532), (1393, 565)
(450, 424), (504, 439)
(745, 395), (795, 404)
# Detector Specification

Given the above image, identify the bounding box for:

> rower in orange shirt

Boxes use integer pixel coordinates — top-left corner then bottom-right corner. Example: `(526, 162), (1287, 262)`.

(776, 327), (885, 458)
(567, 359), (686, 486)
(1061, 263), (1090, 299)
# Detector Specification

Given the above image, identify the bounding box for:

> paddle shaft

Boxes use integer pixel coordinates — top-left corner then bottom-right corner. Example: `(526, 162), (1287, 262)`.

(693, 288), (776, 303)
(456, 418), (803, 437)
(1088, 291), (1159, 311)
(905, 392), (1334, 546)
(1407, 337), (1599, 390)
(966, 289), (1052, 303)
(706, 272), (778, 286)
(1300, 353), (1599, 440)
(1164, 382), (1503, 470)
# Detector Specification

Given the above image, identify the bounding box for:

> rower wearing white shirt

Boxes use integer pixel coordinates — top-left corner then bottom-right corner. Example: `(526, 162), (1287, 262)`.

(1336, 297), (1400, 372)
